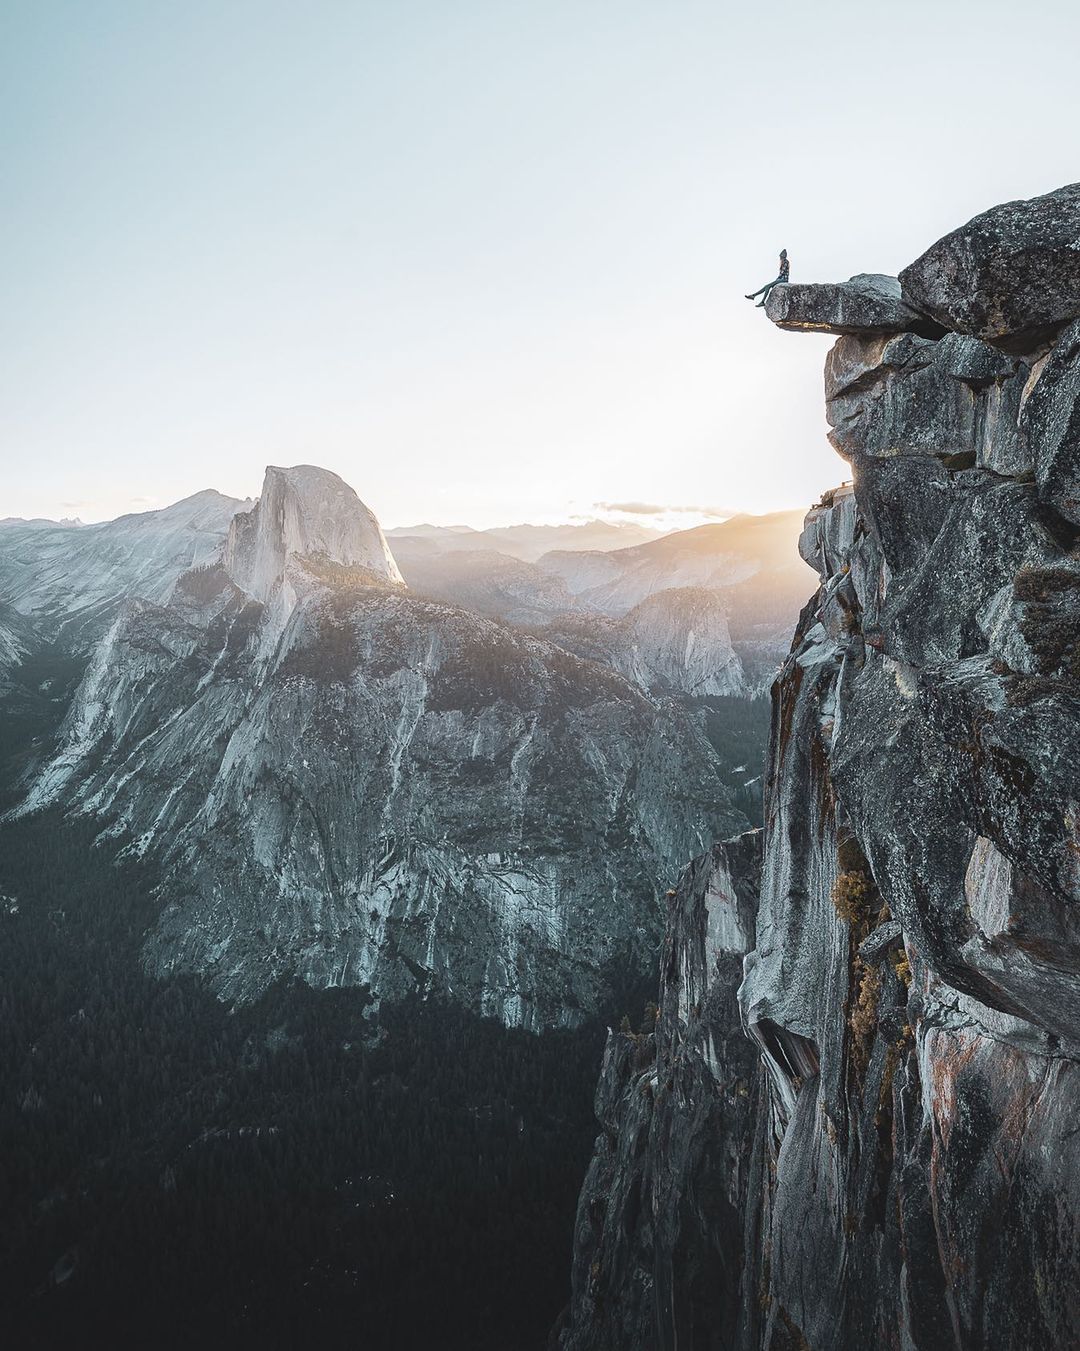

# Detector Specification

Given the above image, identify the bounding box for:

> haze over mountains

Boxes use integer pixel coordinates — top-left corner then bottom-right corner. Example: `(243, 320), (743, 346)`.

(1, 479), (813, 699)
(394, 507), (812, 692)
(386, 519), (665, 561)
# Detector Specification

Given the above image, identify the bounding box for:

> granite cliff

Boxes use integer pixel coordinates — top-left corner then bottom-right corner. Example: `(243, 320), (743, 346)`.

(557, 184), (1080, 1349)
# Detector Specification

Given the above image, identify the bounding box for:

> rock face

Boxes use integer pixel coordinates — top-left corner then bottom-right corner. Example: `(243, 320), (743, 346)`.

(557, 186), (1080, 1349)
(1020, 319), (1080, 525)
(555, 831), (762, 1351)
(765, 273), (944, 338)
(18, 466), (746, 1028)
(224, 464), (402, 604)
(899, 182), (1080, 346)
(0, 604), (31, 695)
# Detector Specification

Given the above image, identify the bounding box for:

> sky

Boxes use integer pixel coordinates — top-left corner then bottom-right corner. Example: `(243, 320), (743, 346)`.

(2, 0), (1079, 529)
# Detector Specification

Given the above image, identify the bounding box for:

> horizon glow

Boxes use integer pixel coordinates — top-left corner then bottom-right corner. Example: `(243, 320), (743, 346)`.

(3, 1), (1079, 527)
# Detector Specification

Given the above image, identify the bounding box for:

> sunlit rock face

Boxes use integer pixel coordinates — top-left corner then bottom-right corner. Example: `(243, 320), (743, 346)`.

(19, 467), (745, 1029)
(224, 464), (403, 604)
(558, 186), (1080, 1349)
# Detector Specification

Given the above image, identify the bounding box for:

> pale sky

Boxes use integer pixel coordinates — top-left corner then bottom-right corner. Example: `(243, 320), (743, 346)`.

(2, 0), (1079, 528)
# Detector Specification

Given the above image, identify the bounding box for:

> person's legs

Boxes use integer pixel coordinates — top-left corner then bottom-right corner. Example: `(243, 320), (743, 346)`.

(747, 274), (785, 302)
(755, 281), (777, 307)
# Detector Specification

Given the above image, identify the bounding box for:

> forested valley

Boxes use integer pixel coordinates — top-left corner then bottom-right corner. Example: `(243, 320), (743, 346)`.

(0, 807), (658, 1349)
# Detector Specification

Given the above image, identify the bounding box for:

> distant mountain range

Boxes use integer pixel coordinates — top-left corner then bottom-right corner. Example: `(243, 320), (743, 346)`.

(1, 497), (813, 699)
(386, 519), (664, 562)
(395, 509), (814, 693)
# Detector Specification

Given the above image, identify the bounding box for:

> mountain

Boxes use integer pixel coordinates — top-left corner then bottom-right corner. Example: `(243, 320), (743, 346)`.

(393, 512), (814, 696)
(223, 463), (403, 603)
(537, 511), (810, 616)
(557, 184), (1080, 1351)
(0, 489), (250, 646)
(0, 515), (83, 528)
(17, 465), (745, 1028)
(386, 518), (664, 562)
(534, 588), (744, 697)
(0, 470), (748, 1344)
(538, 512), (814, 690)
(395, 544), (582, 627)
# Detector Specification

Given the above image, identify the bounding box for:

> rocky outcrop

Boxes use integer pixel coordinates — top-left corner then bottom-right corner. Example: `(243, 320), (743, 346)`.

(558, 186), (1080, 1349)
(899, 182), (1080, 346)
(765, 273), (943, 338)
(18, 467), (746, 1029)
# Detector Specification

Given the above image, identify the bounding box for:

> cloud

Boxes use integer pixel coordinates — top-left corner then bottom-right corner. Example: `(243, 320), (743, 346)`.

(594, 499), (665, 514)
(593, 500), (733, 518)
(129, 495), (158, 504)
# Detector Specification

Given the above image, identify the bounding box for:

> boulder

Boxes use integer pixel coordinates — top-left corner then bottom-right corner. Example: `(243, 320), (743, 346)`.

(765, 273), (944, 337)
(899, 182), (1080, 347)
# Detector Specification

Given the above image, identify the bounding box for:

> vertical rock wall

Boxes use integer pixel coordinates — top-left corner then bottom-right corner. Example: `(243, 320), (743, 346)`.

(557, 184), (1080, 1350)
(555, 831), (763, 1351)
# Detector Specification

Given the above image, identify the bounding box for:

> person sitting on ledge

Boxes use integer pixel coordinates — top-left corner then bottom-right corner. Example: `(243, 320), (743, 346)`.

(746, 249), (790, 307)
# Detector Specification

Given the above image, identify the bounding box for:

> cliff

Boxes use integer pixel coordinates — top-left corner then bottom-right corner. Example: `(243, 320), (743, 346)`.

(557, 184), (1080, 1349)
